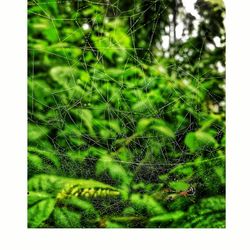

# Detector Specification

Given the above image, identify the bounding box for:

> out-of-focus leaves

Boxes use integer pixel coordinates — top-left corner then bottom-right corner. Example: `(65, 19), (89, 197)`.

(136, 118), (175, 138)
(96, 155), (131, 186)
(184, 130), (218, 152)
(130, 194), (165, 216)
(183, 196), (225, 228)
(50, 66), (79, 87)
(28, 124), (49, 142)
(64, 197), (99, 222)
(148, 211), (185, 227)
(204, 0), (224, 8)
(71, 109), (95, 136)
(169, 164), (194, 179)
(91, 24), (130, 62)
(104, 220), (123, 228)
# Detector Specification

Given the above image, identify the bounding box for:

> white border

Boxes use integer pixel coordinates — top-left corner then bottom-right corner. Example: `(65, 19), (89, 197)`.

(1, 0), (250, 249)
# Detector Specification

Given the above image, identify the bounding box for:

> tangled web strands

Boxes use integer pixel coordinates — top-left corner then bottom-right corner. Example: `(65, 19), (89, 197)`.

(28, 0), (225, 228)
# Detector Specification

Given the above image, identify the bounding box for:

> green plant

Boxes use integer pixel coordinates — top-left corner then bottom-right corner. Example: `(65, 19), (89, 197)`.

(28, 0), (225, 228)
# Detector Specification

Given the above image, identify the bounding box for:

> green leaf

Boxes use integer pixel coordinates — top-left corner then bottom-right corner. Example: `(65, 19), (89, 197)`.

(80, 71), (90, 83)
(136, 118), (175, 138)
(132, 100), (154, 113)
(91, 27), (130, 61)
(28, 198), (56, 228)
(64, 197), (98, 221)
(50, 66), (79, 86)
(28, 191), (51, 206)
(28, 124), (49, 142)
(105, 221), (123, 228)
(169, 181), (190, 192)
(67, 151), (87, 162)
(110, 29), (131, 49)
(184, 130), (218, 152)
(96, 155), (130, 185)
(215, 166), (225, 185)
(92, 36), (116, 60)
(130, 194), (165, 216)
(28, 79), (53, 111)
(28, 153), (43, 171)
(148, 211), (185, 227)
(28, 146), (60, 168)
(183, 196), (225, 228)
(28, 174), (65, 194)
(169, 164), (194, 179)
(136, 118), (153, 133)
(151, 125), (175, 138)
(204, 0), (224, 8)
(57, 124), (86, 147)
(53, 207), (81, 228)
(71, 109), (95, 136)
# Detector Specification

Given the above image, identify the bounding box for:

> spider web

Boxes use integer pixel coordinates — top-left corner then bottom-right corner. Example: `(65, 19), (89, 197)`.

(28, 0), (225, 228)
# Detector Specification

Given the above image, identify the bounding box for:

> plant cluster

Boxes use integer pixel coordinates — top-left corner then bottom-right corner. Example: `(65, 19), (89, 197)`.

(28, 0), (225, 228)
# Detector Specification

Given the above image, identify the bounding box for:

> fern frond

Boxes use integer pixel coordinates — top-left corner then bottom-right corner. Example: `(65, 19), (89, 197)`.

(28, 174), (120, 200)
(57, 184), (120, 200)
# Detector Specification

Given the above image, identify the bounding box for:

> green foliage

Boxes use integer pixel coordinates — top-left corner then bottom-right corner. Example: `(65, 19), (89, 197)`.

(148, 211), (185, 227)
(28, 0), (225, 228)
(130, 194), (166, 216)
(185, 130), (218, 152)
(147, 196), (225, 228)
(28, 198), (56, 228)
(182, 196), (225, 228)
(53, 207), (81, 228)
(169, 181), (190, 192)
(28, 174), (121, 228)
(204, 0), (224, 8)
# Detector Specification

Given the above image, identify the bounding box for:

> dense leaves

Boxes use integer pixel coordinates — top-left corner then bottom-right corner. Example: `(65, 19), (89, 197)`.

(28, 0), (225, 228)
